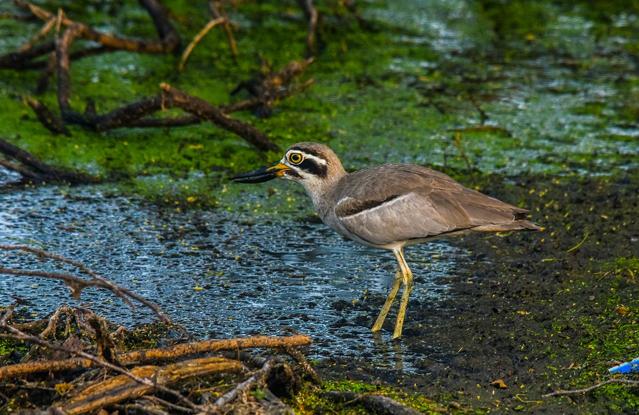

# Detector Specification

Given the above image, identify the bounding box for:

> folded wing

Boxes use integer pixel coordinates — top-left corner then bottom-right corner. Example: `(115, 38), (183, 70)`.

(331, 164), (537, 246)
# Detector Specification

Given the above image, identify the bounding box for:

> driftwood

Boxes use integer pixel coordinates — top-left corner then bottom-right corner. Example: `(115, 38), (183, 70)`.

(0, 334), (311, 380)
(54, 356), (244, 415)
(1, 306), (314, 414)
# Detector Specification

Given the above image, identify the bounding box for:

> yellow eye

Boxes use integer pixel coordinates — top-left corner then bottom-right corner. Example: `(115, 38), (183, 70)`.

(288, 152), (303, 165)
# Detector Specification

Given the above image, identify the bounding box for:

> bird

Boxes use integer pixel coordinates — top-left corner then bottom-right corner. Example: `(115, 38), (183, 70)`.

(232, 142), (541, 339)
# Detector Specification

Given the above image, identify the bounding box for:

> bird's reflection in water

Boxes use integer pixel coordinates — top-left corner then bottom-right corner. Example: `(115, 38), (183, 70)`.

(372, 332), (406, 371)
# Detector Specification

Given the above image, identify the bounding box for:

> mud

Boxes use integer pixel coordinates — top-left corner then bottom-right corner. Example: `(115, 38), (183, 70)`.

(318, 172), (639, 414)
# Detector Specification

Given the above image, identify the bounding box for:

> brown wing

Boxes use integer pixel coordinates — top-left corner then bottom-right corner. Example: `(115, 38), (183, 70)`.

(330, 164), (534, 246)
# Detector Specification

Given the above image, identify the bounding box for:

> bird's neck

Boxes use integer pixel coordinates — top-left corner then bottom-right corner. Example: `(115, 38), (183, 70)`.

(303, 167), (346, 216)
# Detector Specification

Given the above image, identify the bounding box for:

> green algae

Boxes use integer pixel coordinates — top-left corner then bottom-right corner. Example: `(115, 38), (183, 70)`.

(291, 379), (453, 414)
(1, 0), (638, 211)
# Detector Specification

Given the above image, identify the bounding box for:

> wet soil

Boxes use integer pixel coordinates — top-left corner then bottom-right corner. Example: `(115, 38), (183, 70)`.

(2, 171), (637, 413)
(318, 172), (639, 414)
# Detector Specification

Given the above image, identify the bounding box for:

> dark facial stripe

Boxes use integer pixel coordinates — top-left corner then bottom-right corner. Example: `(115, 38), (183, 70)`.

(298, 158), (327, 178)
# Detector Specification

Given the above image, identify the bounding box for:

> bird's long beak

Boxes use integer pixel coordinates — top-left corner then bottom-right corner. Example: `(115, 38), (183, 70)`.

(231, 162), (289, 183)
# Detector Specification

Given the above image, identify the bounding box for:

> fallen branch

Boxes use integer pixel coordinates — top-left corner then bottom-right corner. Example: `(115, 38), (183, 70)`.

(15, 0), (180, 54)
(54, 356), (244, 415)
(0, 245), (171, 323)
(231, 57), (314, 117)
(0, 334), (311, 380)
(0, 137), (99, 184)
(285, 346), (321, 384)
(24, 96), (70, 135)
(0, 307), (200, 412)
(542, 378), (639, 398)
(160, 83), (279, 151)
(323, 391), (422, 415)
(213, 359), (274, 409)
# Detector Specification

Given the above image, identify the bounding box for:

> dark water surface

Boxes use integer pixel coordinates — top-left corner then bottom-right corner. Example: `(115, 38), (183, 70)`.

(0, 182), (467, 371)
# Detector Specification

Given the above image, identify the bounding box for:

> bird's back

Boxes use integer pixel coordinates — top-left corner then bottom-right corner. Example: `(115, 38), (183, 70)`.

(323, 164), (540, 248)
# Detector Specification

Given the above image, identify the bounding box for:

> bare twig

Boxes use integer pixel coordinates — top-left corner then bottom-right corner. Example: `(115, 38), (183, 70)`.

(543, 378), (639, 398)
(160, 83), (279, 151)
(297, 0), (319, 57)
(213, 359), (274, 408)
(18, 16), (55, 53)
(210, 0), (238, 61)
(0, 309), (200, 412)
(0, 245), (171, 323)
(284, 346), (320, 384)
(179, 17), (226, 72)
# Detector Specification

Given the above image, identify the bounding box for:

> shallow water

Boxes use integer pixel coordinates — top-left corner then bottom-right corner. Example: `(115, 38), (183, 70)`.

(0, 181), (468, 371)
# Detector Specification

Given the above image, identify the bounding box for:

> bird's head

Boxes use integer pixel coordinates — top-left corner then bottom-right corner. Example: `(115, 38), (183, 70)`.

(232, 142), (346, 195)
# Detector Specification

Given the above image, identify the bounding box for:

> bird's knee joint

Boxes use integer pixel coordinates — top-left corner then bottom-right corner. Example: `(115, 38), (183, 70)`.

(403, 273), (413, 287)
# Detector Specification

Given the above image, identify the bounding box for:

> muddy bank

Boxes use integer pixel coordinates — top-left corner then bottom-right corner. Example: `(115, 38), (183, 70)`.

(318, 171), (639, 413)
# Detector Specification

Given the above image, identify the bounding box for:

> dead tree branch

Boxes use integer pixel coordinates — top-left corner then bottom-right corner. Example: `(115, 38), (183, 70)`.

(231, 57), (314, 117)
(160, 83), (279, 151)
(54, 357), (244, 415)
(0, 334), (311, 380)
(285, 345), (321, 384)
(297, 0), (319, 57)
(0, 245), (171, 323)
(24, 96), (70, 135)
(0, 137), (99, 184)
(213, 359), (274, 409)
(210, 0), (238, 61)
(14, 0), (180, 54)
(0, 307), (200, 412)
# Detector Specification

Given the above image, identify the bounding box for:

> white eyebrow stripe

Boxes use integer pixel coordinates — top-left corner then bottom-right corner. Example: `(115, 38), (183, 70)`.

(286, 150), (327, 165)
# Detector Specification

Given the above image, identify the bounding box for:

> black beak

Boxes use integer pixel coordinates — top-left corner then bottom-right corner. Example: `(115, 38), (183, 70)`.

(231, 163), (289, 183)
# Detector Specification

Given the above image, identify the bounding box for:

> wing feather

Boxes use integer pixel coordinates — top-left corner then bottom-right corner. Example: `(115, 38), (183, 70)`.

(328, 164), (530, 246)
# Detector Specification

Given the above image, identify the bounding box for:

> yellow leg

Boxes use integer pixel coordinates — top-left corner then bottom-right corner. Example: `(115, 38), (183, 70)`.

(371, 270), (402, 332)
(392, 248), (413, 340)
